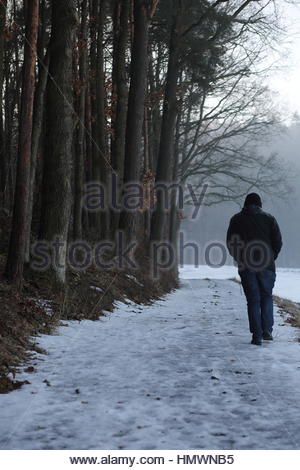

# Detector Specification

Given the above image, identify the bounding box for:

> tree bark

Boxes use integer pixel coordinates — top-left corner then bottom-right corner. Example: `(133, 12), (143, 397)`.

(109, 0), (129, 237)
(96, 0), (109, 239)
(25, 0), (50, 263)
(39, 0), (78, 283)
(83, 79), (93, 233)
(25, 49), (49, 263)
(89, 0), (97, 232)
(89, 0), (108, 239)
(150, 1), (181, 244)
(118, 0), (150, 243)
(0, 0), (7, 204)
(148, 42), (162, 173)
(5, 0), (39, 288)
(73, 0), (88, 241)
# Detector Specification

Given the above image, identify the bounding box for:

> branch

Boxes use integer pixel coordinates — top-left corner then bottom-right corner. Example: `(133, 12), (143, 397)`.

(180, 0), (229, 38)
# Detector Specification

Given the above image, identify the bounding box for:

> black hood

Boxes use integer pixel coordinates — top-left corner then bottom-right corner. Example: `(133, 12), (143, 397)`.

(242, 204), (262, 214)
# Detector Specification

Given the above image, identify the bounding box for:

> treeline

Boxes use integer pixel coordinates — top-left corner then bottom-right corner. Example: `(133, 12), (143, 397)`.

(0, 0), (288, 288)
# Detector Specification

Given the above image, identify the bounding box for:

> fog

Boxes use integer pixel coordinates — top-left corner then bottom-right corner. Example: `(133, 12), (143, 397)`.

(181, 122), (300, 268)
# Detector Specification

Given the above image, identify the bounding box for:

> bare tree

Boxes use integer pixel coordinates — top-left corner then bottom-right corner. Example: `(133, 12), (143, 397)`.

(39, 0), (78, 283)
(110, 0), (130, 236)
(5, 0), (39, 288)
(0, 0), (7, 204)
(73, 0), (88, 240)
(118, 0), (159, 243)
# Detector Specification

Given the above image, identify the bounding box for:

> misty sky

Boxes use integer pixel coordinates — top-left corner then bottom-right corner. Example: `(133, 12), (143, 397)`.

(268, 2), (300, 117)
(182, 122), (300, 268)
(180, 1), (300, 268)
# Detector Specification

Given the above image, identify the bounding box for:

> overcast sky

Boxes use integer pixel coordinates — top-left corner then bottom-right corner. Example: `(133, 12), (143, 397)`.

(268, 1), (300, 118)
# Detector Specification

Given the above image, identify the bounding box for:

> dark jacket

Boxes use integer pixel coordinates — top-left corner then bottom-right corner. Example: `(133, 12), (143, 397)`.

(226, 204), (282, 272)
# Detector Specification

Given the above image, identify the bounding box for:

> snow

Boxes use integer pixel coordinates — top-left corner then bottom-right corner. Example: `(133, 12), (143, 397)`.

(29, 298), (54, 317)
(270, 268), (300, 303)
(90, 285), (104, 292)
(180, 265), (300, 303)
(125, 274), (143, 286)
(1, 266), (300, 450)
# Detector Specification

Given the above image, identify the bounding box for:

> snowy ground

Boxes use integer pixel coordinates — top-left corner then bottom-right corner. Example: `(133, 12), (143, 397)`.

(180, 265), (300, 302)
(0, 267), (300, 450)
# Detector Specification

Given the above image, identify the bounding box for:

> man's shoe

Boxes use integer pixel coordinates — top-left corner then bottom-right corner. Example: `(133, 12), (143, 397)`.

(263, 332), (273, 341)
(251, 337), (262, 346)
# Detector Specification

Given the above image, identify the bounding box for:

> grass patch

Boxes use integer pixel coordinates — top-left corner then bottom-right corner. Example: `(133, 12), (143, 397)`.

(273, 296), (300, 328)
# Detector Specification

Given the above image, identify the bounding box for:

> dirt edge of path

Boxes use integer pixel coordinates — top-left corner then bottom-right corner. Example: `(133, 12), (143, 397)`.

(0, 256), (178, 394)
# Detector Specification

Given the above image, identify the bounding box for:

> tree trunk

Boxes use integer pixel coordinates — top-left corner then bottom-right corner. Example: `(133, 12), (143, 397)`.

(168, 99), (182, 280)
(96, 0), (109, 239)
(0, 0), (7, 205)
(109, 0), (129, 237)
(13, 0), (21, 123)
(89, 0), (107, 239)
(118, 0), (150, 243)
(148, 41), (162, 173)
(89, 0), (97, 233)
(25, 0), (50, 263)
(83, 79), (93, 233)
(73, 0), (88, 241)
(5, 0), (39, 288)
(150, 1), (181, 244)
(25, 49), (50, 263)
(39, 0), (78, 283)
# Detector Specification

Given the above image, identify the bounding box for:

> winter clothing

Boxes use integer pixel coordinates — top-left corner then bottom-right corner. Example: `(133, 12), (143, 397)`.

(262, 331), (273, 341)
(226, 204), (282, 273)
(244, 192), (262, 208)
(240, 269), (276, 342)
(251, 337), (262, 346)
(226, 198), (282, 342)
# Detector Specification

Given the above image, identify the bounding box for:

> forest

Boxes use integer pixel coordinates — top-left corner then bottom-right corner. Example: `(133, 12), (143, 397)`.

(0, 0), (290, 289)
(2, 0), (300, 456)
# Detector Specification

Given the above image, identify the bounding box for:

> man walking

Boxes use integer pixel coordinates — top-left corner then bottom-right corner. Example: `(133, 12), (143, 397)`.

(226, 193), (282, 346)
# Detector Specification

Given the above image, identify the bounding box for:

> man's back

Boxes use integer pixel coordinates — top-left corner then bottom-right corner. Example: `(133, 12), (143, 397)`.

(227, 204), (282, 272)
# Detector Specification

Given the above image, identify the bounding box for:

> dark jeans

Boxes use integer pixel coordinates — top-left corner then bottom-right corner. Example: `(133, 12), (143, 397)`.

(240, 269), (276, 340)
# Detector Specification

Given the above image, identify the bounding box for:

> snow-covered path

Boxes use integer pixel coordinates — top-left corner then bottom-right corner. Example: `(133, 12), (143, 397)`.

(1, 278), (300, 450)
